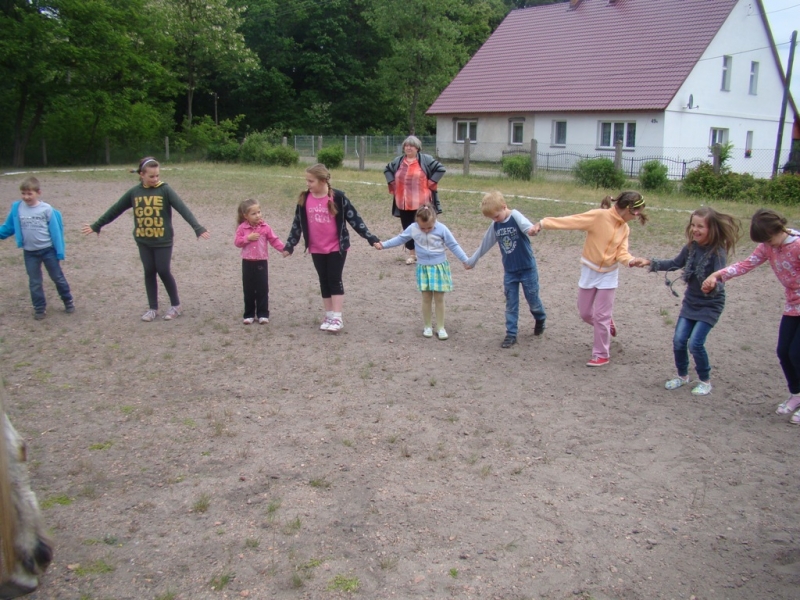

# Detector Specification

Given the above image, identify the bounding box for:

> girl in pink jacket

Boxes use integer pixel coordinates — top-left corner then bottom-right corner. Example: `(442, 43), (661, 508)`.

(234, 199), (285, 324)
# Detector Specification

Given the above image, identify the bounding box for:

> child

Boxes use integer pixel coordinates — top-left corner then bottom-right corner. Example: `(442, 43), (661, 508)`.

(234, 199), (285, 325)
(532, 191), (647, 366)
(703, 208), (800, 423)
(282, 163), (379, 332)
(466, 191), (546, 348)
(0, 177), (74, 320)
(375, 204), (469, 340)
(630, 207), (740, 396)
(82, 157), (210, 322)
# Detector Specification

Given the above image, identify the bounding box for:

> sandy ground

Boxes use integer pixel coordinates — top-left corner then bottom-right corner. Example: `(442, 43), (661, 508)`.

(0, 169), (799, 600)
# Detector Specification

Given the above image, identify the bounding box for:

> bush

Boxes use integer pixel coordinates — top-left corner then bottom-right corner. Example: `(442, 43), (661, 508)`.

(317, 145), (344, 169)
(766, 173), (800, 205)
(239, 133), (298, 166)
(264, 144), (299, 167)
(207, 141), (240, 162)
(682, 162), (721, 197)
(573, 157), (626, 189)
(501, 154), (532, 180)
(639, 160), (670, 191)
(173, 115), (243, 157)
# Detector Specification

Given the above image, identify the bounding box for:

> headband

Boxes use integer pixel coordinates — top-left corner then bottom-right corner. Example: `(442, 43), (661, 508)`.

(630, 196), (645, 209)
(138, 158), (157, 172)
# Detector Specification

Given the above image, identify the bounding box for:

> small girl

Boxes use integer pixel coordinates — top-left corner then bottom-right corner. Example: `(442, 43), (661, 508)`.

(82, 157), (210, 321)
(630, 208), (740, 396)
(234, 199), (285, 325)
(703, 209), (800, 423)
(375, 204), (469, 340)
(282, 163), (379, 333)
(532, 191), (646, 366)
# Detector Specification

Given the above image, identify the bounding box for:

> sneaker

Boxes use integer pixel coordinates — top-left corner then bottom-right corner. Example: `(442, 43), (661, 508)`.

(610, 319), (617, 338)
(34, 311), (46, 321)
(163, 305), (181, 321)
(437, 328), (448, 340)
(243, 317), (255, 325)
(665, 376), (690, 390)
(422, 327), (433, 338)
(258, 317), (269, 324)
(586, 356), (609, 367)
(501, 335), (517, 348)
(534, 320), (546, 336)
(790, 408), (800, 425)
(64, 304), (75, 314)
(691, 381), (712, 396)
(776, 395), (800, 415)
(320, 318), (332, 331)
(141, 309), (157, 322)
(327, 317), (343, 332)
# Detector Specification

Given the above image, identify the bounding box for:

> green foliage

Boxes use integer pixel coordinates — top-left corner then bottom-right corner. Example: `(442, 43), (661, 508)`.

(317, 145), (345, 169)
(573, 157), (626, 189)
(501, 154), (532, 180)
(239, 133), (298, 166)
(639, 160), (670, 191)
(681, 162), (798, 204)
(711, 141), (735, 171)
(208, 141), (241, 162)
(174, 115), (243, 159)
(766, 174), (800, 206)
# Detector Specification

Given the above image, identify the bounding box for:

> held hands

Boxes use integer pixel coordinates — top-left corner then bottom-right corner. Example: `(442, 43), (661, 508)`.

(463, 262), (472, 270)
(529, 222), (542, 236)
(628, 257), (650, 268)
(281, 250), (291, 258)
(374, 242), (383, 250)
(701, 274), (719, 294)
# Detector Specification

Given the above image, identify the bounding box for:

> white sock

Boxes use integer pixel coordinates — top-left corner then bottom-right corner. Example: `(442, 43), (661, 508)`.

(333, 312), (342, 320)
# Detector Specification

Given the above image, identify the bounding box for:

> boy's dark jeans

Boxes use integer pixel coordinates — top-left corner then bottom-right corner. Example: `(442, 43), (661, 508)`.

(504, 266), (546, 337)
(23, 246), (73, 313)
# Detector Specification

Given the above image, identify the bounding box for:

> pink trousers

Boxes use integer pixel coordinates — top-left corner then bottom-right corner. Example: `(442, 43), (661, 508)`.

(577, 287), (616, 359)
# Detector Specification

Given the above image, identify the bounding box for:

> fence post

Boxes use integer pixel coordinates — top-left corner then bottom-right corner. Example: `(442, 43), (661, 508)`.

(105, 137), (111, 165)
(359, 136), (366, 171)
(344, 135), (347, 157)
(41, 139), (47, 167)
(317, 136), (323, 156)
(530, 139), (538, 178)
(614, 140), (623, 170)
(165, 136), (170, 160)
(712, 144), (721, 174)
(282, 136), (287, 147)
(463, 140), (470, 176)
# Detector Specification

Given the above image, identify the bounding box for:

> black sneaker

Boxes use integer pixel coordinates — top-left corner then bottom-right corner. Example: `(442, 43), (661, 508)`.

(34, 312), (46, 321)
(534, 320), (546, 336)
(65, 304), (75, 314)
(501, 335), (517, 348)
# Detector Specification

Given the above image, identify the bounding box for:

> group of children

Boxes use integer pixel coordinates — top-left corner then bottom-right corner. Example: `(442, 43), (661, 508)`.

(4, 158), (800, 425)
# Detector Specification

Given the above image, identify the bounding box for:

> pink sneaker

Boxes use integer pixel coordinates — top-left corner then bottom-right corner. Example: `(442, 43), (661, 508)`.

(586, 357), (609, 367)
(776, 395), (800, 415)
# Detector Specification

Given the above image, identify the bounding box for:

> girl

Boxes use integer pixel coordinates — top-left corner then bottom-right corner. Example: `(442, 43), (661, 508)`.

(234, 199), (285, 325)
(82, 157), (210, 321)
(703, 209), (800, 423)
(282, 163), (379, 333)
(630, 208), (741, 396)
(375, 204), (469, 340)
(532, 191), (647, 366)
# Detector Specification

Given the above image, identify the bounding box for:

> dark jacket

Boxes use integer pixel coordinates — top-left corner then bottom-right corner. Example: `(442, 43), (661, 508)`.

(283, 189), (379, 255)
(384, 153), (446, 215)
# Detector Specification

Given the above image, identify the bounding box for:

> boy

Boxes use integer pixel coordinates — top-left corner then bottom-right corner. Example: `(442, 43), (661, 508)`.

(0, 177), (74, 319)
(466, 191), (546, 348)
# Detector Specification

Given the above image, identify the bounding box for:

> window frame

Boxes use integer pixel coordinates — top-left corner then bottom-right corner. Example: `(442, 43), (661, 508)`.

(509, 120), (524, 145)
(745, 130), (753, 157)
(749, 61), (759, 95)
(455, 120), (477, 144)
(710, 128), (729, 147)
(721, 55), (732, 91)
(598, 121), (636, 149)
(552, 120), (567, 146)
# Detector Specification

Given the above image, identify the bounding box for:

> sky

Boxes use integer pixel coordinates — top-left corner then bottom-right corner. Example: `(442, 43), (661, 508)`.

(763, 0), (799, 103)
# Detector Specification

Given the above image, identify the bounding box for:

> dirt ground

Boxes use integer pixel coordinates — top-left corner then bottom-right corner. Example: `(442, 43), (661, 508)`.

(1, 168), (799, 600)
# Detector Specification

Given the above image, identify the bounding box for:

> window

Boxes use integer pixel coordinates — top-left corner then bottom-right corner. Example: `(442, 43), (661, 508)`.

(745, 131), (753, 157)
(510, 121), (524, 145)
(552, 121), (567, 145)
(599, 121), (636, 148)
(710, 128), (729, 146)
(721, 55), (732, 91)
(749, 61), (759, 95)
(455, 120), (477, 143)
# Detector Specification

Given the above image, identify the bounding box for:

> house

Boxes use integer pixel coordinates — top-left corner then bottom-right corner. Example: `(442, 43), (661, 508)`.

(427, 0), (799, 177)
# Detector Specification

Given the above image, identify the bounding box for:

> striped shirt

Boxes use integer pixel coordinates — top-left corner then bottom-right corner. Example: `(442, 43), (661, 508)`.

(394, 159), (432, 211)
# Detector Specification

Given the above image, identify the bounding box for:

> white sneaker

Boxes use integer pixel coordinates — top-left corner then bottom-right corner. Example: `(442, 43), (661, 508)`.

(320, 318), (332, 331)
(327, 317), (343, 332)
(437, 328), (448, 340)
(163, 305), (181, 320)
(422, 327), (433, 338)
(691, 381), (712, 396)
(258, 317), (269, 324)
(243, 317), (255, 324)
(665, 376), (689, 390)
(141, 309), (157, 322)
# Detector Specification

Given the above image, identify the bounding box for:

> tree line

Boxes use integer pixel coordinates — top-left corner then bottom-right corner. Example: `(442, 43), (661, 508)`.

(0, 0), (564, 167)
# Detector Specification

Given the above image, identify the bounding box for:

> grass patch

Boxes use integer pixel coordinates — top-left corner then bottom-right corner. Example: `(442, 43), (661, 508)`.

(328, 574), (360, 592)
(40, 494), (72, 509)
(283, 516), (302, 534)
(74, 559), (115, 576)
(309, 478), (332, 489)
(209, 572), (233, 590)
(192, 493), (211, 513)
(88, 440), (113, 451)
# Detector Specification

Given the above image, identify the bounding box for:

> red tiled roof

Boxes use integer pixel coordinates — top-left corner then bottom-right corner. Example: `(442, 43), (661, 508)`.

(427, 0), (738, 114)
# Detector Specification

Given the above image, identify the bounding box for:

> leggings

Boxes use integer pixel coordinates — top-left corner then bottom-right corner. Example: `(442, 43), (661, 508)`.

(398, 210), (417, 251)
(137, 243), (179, 309)
(311, 252), (347, 298)
(777, 315), (800, 394)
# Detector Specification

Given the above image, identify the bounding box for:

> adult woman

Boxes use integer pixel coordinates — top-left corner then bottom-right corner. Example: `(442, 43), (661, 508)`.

(384, 136), (446, 264)
(532, 191), (647, 367)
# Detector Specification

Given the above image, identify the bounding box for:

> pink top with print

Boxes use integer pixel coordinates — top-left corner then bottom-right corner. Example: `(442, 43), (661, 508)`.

(719, 235), (800, 316)
(234, 220), (285, 261)
(305, 194), (340, 254)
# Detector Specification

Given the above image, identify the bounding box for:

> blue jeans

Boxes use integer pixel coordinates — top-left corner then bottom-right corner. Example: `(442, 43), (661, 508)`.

(23, 247), (73, 313)
(504, 267), (546, 337)
(673, 317), (714, 381)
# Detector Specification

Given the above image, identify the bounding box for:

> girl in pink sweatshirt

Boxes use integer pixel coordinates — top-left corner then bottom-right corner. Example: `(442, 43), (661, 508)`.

(234, 199), (285, 324)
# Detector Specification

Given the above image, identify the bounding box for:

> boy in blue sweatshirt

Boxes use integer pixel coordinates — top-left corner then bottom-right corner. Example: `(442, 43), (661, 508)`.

(0, 177), (74, 319)
(466, 191), (546, 348)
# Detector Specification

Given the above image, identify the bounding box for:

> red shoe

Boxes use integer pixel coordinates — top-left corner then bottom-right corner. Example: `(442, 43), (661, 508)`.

(610, 319), (617, 337)
(586, 357), (609, 367)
